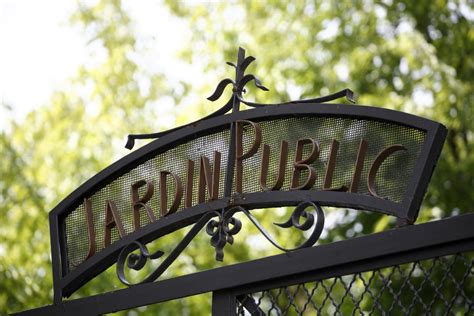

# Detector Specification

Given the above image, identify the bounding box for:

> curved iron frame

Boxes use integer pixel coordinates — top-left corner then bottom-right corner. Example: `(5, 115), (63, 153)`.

(49, 48), (447, 301)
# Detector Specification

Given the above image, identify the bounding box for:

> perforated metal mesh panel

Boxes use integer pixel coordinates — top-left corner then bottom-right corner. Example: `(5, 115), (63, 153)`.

(238, 116), (425, 201)
(237, 252), (474, 315)
(64, 115), (425, 271)
(65, 129), (231, 270)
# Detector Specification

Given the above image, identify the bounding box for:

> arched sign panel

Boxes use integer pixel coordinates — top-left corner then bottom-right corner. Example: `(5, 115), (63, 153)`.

(49, 49), (446, 301)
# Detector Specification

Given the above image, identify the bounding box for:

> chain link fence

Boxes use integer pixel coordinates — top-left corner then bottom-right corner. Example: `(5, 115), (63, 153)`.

(237, 252), (473, 315)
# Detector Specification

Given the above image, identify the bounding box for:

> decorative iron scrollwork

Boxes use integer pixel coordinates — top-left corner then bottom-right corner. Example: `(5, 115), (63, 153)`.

(116, 211), (215, 286)
(116, 241), (164, 286)
(118, 48), (332, 287)
(207, 56), (269, 102)
(231, 201), (325, 253)
(206, 210), (242, 261)
(125, 47), (355, 150)
(206, 48), (354, 108)
(116, 202), (325, 286)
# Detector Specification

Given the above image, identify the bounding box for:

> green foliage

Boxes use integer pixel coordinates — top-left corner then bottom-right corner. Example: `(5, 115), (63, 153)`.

(1, 0), (472, 315)
(165, 0), (473, 221)
(0, 0), (168, 313)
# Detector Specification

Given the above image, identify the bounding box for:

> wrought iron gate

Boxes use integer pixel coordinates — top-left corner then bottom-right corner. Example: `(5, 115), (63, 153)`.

(14, 48), (473, 315)
(17, 213), (474, 315)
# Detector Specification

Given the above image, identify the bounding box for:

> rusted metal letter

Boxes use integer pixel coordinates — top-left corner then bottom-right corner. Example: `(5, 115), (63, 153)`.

(160, 171), (184, 217)
(83, 198), (96, 260)
(368, 144), (407, 198)
(260, 141), (288, 191)
(185, 159), (195, 208)
(104, 200), (126, 247)
(290, 139), (319, 190)
(349, 139), (368, 193)
(198, 151), (222, 202)
(235, 120), (262, 193)
(131, 180), (156, 231)
(323, 139), (348, 191)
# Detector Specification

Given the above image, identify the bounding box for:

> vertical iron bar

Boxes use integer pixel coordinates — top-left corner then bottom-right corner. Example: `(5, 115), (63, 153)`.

(212, 290), (237, 316)
(224, 47), (245, 198)
(233, 47), (245, 111)
(49, 212), (63, 304)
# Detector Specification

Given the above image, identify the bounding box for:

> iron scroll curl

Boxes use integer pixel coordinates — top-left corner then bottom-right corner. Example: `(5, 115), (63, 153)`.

(116, 201), (325, 286)
(224, 202), (325, 253)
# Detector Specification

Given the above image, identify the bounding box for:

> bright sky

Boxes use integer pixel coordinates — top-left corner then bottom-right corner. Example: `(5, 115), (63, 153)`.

(0, 0), (191, 127)
(0, 1), (83, 120)
(3, 1), (471, 129)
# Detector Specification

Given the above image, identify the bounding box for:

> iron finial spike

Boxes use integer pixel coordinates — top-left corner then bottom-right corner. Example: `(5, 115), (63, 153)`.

(236, 47), (246, 82)
(238, 47), (245, 60)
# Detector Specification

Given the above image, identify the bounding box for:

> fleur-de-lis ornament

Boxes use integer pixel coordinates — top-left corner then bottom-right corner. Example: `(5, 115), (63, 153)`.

(205, 210), (242, 261)
(207, 47), (269, 107)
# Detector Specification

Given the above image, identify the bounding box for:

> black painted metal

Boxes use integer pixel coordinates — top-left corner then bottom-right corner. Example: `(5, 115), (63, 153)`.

(51, 102), (446, 299)
(25, 47), (448, 314)
(114, 201), (323, 286)
(15, 213), (474, 315)
(213, 291), (237, 316)
(235, 253), (473, 315)
(118, 49), (356, 281)
(125, 48), (355, 149)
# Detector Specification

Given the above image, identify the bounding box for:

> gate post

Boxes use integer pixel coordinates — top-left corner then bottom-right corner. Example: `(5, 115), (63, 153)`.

(212, 290), (236, 315)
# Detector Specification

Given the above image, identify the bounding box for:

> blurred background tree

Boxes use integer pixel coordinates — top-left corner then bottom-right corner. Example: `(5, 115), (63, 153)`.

(0, 0), (472, 315)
